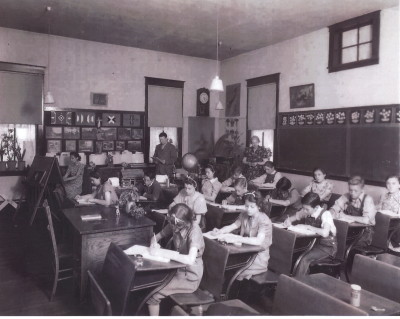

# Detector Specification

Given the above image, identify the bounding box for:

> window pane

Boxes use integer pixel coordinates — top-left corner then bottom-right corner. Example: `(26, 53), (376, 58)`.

(342, 29), (358, 47)
(359, 24), (372, 43)
(359, 43), (372, 60)
(250, 129), (274, 161)
(342, 47), (357, 63)
(149, 127), (178, 163)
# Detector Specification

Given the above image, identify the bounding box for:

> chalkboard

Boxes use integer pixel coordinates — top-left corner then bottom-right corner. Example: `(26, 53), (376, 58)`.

(350, 126), (400, 181)
(278, 127), (347, 176)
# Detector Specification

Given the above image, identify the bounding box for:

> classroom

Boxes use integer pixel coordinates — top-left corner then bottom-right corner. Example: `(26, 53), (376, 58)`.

(0, 0), (399, 316)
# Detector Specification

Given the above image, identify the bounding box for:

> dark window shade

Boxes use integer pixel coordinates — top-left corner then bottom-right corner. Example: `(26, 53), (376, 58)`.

(148, 85), (183, 127)
(248, 83), (276, 130)
(0, 71), (43, 124)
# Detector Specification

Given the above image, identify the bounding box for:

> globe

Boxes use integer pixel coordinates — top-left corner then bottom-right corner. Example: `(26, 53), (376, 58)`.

(181, 153), (198, 171)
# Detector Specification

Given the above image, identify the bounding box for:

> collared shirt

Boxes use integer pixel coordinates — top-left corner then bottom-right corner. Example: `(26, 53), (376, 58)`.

(201, 178), (222, 202)
(330, 192), (376, 224)
(251, 171), (282, 188)
(377, 191), (400, 215)
(296, 206), (337, 236)
(301, 179), (333, 202)
(173, 190), (207, 216)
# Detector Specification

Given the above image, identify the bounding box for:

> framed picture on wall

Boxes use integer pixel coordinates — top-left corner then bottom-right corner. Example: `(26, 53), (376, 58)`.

(225, 83), (241, 117)
(132, 129), (143, 139)
(290, 83), (315, 109)
(46, 126), (63, 139)
(78, 140), (94, 153)
(65, 140), (77, 152)
(118, 128), (132, 140)
(102, 141), (114, 151)
(127, 140), (142, 152)
(63, 127), (81, 139)
(95, 141), (103, 153)
(123, 113), (141, 127)
(96, 128), (117, 140)
(116, 141), (125, 151)
(47, 140), (62, 153)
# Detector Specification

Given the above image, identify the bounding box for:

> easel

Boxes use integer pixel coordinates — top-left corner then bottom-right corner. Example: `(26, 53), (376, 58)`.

(26, 156), (64, 225)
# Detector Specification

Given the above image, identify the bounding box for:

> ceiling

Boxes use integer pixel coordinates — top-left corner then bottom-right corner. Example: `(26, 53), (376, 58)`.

(0, 0), (398, 60)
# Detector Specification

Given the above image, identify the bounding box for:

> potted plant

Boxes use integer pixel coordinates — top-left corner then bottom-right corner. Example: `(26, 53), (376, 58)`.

(1, 129), (17, 171)
(12, 139), (25, 171)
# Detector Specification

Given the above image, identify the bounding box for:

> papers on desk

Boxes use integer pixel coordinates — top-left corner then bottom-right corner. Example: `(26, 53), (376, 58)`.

(203, 232), (243, 246)
(81, 214), (102, 221)
(379, 210), (400, 217)
(124, 245), (179, 263)
(288, 225), (318, 236)
(76, 199), (96, 206)
(208, 202), (245, 211)
(152, 209), (168, 214)
(272, 223), (287, 229)
(138, 196), (148, 201)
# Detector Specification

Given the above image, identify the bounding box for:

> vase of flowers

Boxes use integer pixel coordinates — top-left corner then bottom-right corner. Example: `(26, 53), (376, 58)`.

(364, 110), (375, 123)
(118, 188), (146, 219)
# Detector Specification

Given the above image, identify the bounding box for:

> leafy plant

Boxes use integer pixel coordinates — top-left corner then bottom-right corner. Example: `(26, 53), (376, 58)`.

(1, 129), (15, 161)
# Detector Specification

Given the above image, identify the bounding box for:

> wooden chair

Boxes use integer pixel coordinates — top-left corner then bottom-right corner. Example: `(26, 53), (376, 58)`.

(43, 200), (73, 301)
(377, 252), (400, 267)
(87, 270), (112, 316)
(352, 254), (400, 303)
(272, 274), (368, 316)
(250, 227), (297, 286)
(309, 219), (349, 278)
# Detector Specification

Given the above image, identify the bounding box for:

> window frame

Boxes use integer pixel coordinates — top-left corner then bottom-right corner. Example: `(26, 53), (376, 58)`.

(328, 11), (380, 73)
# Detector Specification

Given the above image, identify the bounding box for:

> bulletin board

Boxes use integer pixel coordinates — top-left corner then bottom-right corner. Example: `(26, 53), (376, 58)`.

(41, 107), (146, 164)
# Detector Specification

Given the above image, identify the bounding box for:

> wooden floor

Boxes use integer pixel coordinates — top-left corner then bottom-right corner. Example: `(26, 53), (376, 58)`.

(0, 205), (85, 316)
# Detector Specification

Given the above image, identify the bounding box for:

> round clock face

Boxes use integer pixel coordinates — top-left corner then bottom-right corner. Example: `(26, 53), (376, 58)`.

(199, 92), (209, 104)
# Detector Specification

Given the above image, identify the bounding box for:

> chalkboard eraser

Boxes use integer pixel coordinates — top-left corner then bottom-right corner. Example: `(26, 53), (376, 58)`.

(81, 214), (102, 221)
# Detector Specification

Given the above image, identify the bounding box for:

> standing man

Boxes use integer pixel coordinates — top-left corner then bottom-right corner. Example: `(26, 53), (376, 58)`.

(152, 132), (178, 177)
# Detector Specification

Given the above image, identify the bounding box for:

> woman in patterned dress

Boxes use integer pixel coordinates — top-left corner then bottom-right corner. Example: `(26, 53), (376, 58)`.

(63, 152), (85, 199)
(242, 136), (272, 181)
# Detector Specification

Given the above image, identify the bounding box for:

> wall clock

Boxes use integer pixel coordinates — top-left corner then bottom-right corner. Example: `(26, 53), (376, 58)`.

(196, 88), (210, 117)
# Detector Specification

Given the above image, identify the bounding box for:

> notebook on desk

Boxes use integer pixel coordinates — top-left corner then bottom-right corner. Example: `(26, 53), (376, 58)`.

(81, 214), (102, 221)
(288, 225), (318, 236)
(72, 198), (96, 206)
(123, 245), (179, 263)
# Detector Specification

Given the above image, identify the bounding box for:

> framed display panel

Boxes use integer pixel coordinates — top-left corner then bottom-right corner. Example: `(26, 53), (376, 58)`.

(81, 127), (97, 139)
(63, 127), (80, 139)
(65, 140), (77, 152)
(102, 141), (114, 151)
(116, 141), (125, 151)
(79, 140), (94, 153)
(45, 126), (62, 139)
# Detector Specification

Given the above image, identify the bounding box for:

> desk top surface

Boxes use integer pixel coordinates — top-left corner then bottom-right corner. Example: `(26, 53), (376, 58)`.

(128, 255), (185, 272)
(204, 236), (263, 255)
(62, 206), (155, 235)
(300, 273), (400, 316)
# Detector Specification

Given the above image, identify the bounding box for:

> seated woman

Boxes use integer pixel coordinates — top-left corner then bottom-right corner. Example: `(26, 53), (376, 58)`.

(170, 177), (207, 230)
(142, 170), (163, 202)
(147, 203), (205, 316)
(201, 164), (222, 202)
(242, 136), (272, 181)
(250, 161), (282, 188)
(301, 167), (333, 203)
(63, 152), (85, 199)
(265, 177), (302, 220)
(211, 192), (272, 280)
(222, 178), (248, 205)
(76, 170), (118, 206)
(376, 175), (400, 251)
(283, 192), (337, 277)
(221, 165), (245, 193)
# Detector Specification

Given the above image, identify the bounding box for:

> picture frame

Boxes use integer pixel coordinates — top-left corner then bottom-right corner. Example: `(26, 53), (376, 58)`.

(95, 141), (103, 153)
(290, 83), (315, 109)
(45, 126), (63, 139)
(65, 140), (77, 152)
(47, 140), (62, 153)
(132, 128), (143, 139)
(102, 113), (121, 127)
(225, 83), (241, 117)
(102, 141), (114, 151)
(123, 113), (141, 127)
(127, 140), (142, 152)
(81, 127), (98, 139)
(63, 127), (81, 139)
(115, 141), (125, 151)
(96, 127), (117, 140)
(78, 140), (94, 153)
(90, 92), (108, 106)
(118, 128), (132, 140)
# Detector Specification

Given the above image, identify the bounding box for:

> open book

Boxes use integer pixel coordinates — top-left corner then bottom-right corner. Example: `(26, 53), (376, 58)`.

(123, 245), (179, 263)
(207, 202), (245, 211)
(288, 225), (318, 236)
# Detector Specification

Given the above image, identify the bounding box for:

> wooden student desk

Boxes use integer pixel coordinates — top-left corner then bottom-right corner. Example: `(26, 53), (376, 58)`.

(299, 273), (400, 316)
(205, 204), (242, 232)
(201, 237), (263, 300)
(62, 205), (155, 299)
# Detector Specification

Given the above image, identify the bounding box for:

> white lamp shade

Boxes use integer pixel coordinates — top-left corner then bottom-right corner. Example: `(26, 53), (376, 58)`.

(210, 76), (224, 92)
(44, 91), (55, 104)
(216, 100), (224, 110)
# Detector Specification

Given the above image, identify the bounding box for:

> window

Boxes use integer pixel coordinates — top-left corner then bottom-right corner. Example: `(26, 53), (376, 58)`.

(328, 11), (380, 72)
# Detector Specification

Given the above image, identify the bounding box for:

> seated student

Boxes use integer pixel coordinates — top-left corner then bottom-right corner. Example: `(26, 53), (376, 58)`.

(329, 176), (376, 247)
(283, 192), (337, 277)
(76, 170), (118, 206)
(221, 165), (245, 193)
(265, 177), (302, 219)
(222, 178), (248, 205)
(147, 204), (205, 316)
(170, 177), (207, 230)
(142, 170), (163, 202)
(211, 192), (272, 279)
(250, 161), (282, 188)
(201, 164), (222, 202)
(376, 175), (400, 251)
(301, 167), (333, 203)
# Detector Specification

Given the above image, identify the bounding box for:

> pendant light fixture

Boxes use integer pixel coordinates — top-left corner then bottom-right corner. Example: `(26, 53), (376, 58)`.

(210, 4), (224, 93)
(44, 6), (55, 104)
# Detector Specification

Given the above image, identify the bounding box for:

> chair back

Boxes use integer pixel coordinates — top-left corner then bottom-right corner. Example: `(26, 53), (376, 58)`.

(100, 243), (136, 315)
(205, 204), (224, 232)
(371, 212), (391, 249)
(268, 227), (297, 275)
(43, 200), (59, 266)
(87, 270), (112, 316)
(326, 193), (341, 209)
(272, 275), (368, 316)
(352, 254), (400, 303)
(333, 219), (349, 261)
